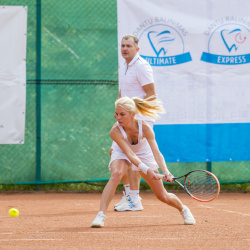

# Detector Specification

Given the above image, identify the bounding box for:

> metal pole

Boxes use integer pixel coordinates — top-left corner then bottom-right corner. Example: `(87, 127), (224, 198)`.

(207, 161), (212, 172)
(36, 0), (42, 187)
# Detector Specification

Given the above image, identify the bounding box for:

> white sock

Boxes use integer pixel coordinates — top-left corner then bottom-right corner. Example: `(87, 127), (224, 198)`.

(129, 190), (139, 203)
(98, 211), (106, 217)
(124, 184), (130, 196)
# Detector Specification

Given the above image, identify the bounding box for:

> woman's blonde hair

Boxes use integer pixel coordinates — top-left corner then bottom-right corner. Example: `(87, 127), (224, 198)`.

(115, 95), (165, 119)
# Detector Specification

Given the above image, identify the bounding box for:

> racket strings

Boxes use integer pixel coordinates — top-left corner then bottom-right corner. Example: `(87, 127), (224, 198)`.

(185, 171), (219, 201)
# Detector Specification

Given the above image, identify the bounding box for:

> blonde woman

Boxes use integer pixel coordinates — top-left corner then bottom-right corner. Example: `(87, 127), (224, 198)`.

(91, 96), (195, 227)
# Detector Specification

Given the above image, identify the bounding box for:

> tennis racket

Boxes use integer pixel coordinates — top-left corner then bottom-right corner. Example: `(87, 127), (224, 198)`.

(156, 170), (220, 202)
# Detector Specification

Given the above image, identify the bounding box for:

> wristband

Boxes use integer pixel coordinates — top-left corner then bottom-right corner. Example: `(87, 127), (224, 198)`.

(138, 163), (150, 174)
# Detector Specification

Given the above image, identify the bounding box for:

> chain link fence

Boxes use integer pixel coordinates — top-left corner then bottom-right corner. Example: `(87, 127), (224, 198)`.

(0, 0), (249, 185)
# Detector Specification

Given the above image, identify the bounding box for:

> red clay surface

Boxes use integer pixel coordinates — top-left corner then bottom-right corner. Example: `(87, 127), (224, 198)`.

(0, 192), (249, 249)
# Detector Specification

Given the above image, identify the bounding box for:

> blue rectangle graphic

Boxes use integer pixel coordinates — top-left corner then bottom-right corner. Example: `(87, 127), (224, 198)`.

(154, 123), (250, 162)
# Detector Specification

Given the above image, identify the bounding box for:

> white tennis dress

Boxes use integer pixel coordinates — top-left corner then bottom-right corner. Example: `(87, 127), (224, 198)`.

(109, 119), (158, 171)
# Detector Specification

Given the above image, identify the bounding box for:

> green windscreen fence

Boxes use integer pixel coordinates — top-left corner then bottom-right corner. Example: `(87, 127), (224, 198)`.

(0, 0), (249, 185)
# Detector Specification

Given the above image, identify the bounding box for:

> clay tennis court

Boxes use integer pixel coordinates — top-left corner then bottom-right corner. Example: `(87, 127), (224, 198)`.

(0, 192), (249, 249)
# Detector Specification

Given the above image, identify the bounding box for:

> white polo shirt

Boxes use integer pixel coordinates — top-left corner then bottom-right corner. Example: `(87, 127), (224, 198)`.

(119, 53), (155, 124)
(111, 54), (155, 151)
(119, 53), (154, 99)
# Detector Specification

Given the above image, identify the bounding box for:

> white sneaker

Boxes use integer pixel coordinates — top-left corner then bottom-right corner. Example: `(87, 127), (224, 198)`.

(114, 199), (143, 212)
(91, 211), (106, 228)
(114, 191), (130, 208)
(180, 205), (196, 225)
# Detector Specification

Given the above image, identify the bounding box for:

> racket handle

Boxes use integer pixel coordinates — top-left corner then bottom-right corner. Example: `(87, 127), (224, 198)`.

(155, 173), (165, 179)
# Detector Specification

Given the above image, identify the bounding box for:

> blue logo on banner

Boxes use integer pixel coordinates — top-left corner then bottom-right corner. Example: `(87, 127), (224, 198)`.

(139, 24), (192, 66)
(201, 23), (250, 65)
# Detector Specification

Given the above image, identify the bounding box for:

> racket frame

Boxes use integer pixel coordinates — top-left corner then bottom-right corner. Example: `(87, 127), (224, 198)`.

(157, 169), (220, 202)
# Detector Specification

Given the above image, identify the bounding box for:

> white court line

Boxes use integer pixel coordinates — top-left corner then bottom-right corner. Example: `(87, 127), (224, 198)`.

(138, 238), (180, 240)
(0, 233), (13, 235)
(0, 239), (62, 241)
(78, 232), (122, 234)
(2, 231), (131, 235)
(199, 205), (250, 216)
(211, 203), (228, 205)
(35, 232), (122, 234)
(109, 215), (162, 218)
(76, 204), (95, 206)
(22, 231), (121, 235)
(13, 231), (123, 235)
(220, 209), (250, 216)
(199, 205), (213, 209)
(44, 27), (80, 59)
(76, 204), (95, 205)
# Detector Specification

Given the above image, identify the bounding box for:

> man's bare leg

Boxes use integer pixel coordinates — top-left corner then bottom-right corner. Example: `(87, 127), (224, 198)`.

(128, 169), (141, 203)
(121, 171), (130, 196)
(114, 169), (143, 211)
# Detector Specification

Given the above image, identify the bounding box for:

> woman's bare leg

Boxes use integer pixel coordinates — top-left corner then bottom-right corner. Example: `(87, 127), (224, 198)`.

(140, 172), (183, 211)
(99, 159), (129, 214)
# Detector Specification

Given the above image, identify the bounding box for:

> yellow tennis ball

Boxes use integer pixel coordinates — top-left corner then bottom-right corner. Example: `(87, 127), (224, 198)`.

(9, 208), (19, 217)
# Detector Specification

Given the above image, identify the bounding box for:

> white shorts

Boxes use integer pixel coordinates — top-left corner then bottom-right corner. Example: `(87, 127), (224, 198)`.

(109, 149), (158, 172)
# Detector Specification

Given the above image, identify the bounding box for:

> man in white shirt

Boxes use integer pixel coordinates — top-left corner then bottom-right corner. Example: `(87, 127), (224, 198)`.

(112, 34), (156, 211)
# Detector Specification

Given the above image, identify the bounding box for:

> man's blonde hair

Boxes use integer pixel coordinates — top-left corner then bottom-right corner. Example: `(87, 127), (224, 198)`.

(115, 96), (165, 119)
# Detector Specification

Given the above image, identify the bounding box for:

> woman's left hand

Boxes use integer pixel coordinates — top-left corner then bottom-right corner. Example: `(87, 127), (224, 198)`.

(163, 171), (174, 183)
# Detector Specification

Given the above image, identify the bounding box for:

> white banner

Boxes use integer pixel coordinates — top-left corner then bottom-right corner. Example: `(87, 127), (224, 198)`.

(117, 0), (250, 125)
(0, 6), (27, 144)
